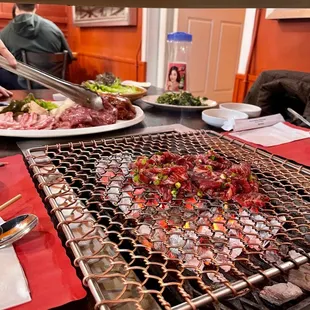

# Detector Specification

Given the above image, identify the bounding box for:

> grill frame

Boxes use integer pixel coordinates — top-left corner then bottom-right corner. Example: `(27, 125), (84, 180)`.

(24, 129), (310, 310)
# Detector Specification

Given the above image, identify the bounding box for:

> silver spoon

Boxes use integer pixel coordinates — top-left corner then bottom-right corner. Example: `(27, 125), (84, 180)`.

(0, 214), (38, 249)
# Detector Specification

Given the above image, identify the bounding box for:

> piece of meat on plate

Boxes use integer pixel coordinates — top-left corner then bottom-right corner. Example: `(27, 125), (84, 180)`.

(0, 112), (16, 129)
(101, 93), (136, 120)
(56, 103), (118, 129)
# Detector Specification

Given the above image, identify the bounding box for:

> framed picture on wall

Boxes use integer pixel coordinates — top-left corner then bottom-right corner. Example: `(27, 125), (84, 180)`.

(266, 9), (310, 19)
(72, 7), (137, 27)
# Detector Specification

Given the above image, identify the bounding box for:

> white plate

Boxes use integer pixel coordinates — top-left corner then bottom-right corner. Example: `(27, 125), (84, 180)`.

(121, 80), (151, 89)
(0, 106), (144, 138)
(219, 103), (262, 118)
(142, 95), (218, 111)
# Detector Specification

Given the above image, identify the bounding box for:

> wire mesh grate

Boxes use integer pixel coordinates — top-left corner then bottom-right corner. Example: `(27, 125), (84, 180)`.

(25, 130), (310, 310)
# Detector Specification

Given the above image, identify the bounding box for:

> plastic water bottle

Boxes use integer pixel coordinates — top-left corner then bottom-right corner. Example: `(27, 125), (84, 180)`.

(165, 32), (192, 92)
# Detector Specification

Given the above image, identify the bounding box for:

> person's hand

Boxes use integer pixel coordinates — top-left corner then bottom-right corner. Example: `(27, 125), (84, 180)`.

(0, 86), (12, 98)
(0, 39), (16, 67)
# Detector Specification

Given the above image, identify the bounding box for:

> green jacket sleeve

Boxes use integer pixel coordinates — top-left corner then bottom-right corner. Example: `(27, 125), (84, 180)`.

(59, 33), (74, 63)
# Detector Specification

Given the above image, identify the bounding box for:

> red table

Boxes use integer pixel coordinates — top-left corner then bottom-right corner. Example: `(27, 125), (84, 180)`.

(0, 155), (86, 310)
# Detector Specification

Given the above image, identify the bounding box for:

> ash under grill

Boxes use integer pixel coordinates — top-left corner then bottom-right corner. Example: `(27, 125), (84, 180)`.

(25, 130), (310, 310)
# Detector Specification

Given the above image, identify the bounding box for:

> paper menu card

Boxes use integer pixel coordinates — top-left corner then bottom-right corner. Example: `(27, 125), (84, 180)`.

(0, 218), (31, 309)
(230, 122), (310, 147)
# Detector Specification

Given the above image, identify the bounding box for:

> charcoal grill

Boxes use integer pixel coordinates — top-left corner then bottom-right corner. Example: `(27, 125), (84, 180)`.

(24, 129), (310, 310)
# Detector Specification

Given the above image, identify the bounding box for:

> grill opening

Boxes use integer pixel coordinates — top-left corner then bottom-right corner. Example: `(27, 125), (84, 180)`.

(26, 130), (310, 310)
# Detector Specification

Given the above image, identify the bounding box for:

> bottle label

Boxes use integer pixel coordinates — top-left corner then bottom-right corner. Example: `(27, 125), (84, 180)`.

(165, 62), (187, 92)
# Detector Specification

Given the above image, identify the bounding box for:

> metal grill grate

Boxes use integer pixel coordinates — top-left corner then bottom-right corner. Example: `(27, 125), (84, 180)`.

(25, 130), (310, 310)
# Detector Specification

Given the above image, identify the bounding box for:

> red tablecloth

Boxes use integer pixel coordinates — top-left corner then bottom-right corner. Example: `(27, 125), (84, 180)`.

(0, 155), (86, 310)
(227, 122), (310, 167)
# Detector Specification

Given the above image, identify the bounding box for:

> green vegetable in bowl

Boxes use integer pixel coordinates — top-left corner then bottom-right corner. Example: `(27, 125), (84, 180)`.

(156, 91), (208, 106)
(82, 72), (141, 95)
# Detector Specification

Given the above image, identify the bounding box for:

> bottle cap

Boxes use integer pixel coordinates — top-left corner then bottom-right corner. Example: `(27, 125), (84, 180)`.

(167, 32), (192, 42)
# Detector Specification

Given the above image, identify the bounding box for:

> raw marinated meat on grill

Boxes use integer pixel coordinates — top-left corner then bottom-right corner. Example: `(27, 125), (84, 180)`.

(131, 152), (194, 201)
(234, 192), (270, 208)
(130, 150), (269, 208)
(193, 151), (232, 171)
(96, 151), (285, 280)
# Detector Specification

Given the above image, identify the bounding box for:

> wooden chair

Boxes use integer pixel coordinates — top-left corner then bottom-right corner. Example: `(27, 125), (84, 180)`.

(21, 50), (68, 90)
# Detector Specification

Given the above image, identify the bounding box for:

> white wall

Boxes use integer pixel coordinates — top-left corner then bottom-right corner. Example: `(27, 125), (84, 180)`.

(141, 8), (161, 85)
(237, 9), (256, 74)
(141, 8), (179, 88)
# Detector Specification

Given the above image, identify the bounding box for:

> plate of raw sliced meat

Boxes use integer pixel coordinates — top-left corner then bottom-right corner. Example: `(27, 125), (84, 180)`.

(0, 93), (144, 138)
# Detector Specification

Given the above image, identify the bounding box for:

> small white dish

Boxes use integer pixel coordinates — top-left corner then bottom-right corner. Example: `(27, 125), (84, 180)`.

(202, 109), (248, 128)
(220, 102), (261, 118)
(122, 80), (151, 89)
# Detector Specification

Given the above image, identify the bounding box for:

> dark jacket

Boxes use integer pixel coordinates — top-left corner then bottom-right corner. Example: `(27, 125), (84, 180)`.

(244, 70), (310, 127)
(0, 13), (73, 89)
(0, 13), (73, 62)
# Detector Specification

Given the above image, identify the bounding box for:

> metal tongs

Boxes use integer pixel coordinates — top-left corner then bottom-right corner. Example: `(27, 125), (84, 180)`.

(0, 56), (103, 110)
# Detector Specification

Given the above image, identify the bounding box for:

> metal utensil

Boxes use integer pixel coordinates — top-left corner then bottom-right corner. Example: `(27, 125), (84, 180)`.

(287, 108), (310, 128)
(0, 56), (103, 110)
(0, 214), (38, 249)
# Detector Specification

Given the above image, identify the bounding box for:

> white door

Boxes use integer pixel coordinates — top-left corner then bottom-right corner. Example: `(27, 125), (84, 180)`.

(177, 9), (245, 102)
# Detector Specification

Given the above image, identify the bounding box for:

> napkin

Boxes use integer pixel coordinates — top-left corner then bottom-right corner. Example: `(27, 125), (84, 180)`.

(221, 118), (235, 131)
(0, 218), (31, 309)
(230, 122), (310, 147)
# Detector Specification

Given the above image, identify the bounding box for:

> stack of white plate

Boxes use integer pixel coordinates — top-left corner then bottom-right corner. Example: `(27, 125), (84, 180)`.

(201, 102), (262, 128)
(219, 103), (262, 118)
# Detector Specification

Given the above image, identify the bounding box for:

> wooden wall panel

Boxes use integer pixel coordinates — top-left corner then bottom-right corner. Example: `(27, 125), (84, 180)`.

(66, 7), (146, 83)
(233, 8), (310, 102)
(251, 8), (310, 75)
(68, 52), (146, 84)
(232, 73), (257, 102)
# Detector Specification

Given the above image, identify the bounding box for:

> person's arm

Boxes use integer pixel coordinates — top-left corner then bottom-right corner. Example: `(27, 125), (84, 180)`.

(0, 39), (16, 97)
(0, 37), (16, 67)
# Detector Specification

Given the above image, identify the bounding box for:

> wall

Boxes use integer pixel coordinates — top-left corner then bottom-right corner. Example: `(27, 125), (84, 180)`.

(0, 3), (68, 37)
(250, 10), (310, 75)
(233, 8), (310, 102)
(0, 4), (145, 84)
(237, 8), (256, 74)
(66, 7), (146, 84)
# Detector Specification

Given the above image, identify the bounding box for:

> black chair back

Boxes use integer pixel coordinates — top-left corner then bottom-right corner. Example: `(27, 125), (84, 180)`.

(21, 50), (68, 90)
